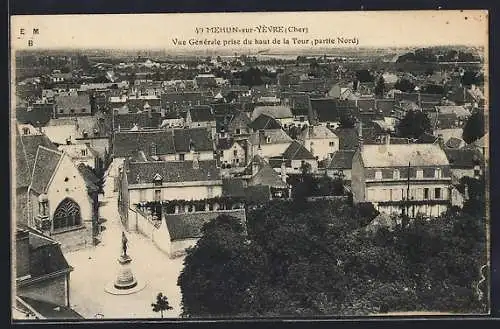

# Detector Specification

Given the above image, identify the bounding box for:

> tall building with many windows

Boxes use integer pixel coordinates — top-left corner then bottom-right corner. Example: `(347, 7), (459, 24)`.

(351, 140), (452, 218)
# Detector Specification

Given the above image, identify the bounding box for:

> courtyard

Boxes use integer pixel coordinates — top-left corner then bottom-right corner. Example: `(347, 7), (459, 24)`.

(64, 176), (185, 319)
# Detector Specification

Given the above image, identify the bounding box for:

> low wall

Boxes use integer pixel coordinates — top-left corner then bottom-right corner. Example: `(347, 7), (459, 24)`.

(133, 207), (172, 257)
(171, 238), (198, 258)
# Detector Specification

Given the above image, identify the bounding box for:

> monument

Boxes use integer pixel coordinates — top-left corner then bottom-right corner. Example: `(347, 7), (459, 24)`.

(105, 232), (146, 295)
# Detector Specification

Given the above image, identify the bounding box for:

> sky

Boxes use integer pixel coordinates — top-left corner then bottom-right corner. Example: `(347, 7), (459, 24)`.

(11, 11), (488, 51)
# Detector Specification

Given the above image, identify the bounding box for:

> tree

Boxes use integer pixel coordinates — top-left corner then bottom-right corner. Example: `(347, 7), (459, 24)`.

(240, 67), (264, 87)
(356, 69), (374, 83)
(151, 292), (173, 318)
(178, 215), (265, 316)
(394, 78), (415, 93)
(178, 195), (487, 317)
(462, 111), (485, 144)
(374, 76), (386, 98)
(339, 110), (356, 129)
(396, 110), (431, 139)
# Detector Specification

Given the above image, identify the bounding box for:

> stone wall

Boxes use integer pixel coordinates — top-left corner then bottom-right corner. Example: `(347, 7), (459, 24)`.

(52, 223), (93, 253)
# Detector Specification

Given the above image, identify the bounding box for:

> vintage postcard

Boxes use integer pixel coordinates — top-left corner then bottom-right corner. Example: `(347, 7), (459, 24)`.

(10, 11), (490, 320)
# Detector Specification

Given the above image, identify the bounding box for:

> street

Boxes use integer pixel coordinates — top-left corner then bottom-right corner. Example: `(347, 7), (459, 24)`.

(64, 172), (185, 319)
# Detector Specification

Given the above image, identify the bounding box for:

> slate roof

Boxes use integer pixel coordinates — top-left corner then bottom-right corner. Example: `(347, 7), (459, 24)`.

(113, 130), (176, 157)
(211, 103), (242, 116)
(395, 92), (419, 103)
(161, 91), (205, 104)
(249, 114), (282, 130)
(55, 94), (91, 113)
(16, 133), (32, 189)
(444, 148), (483, 169)
(189, 105), (215, 122)
(18, 297), (83, 319)
(310, 98), (340, 122)
(126, 160), (221, 185)
(283, 93), (310, 113)
(328, 150), (356, 169)
(375, 99), (396, 116)
(431, 112), (463, 130)
(250, 166), (288, 189)
(244, 185), (271, 203)
(228, 110), (252, 129)
(420, 93), (444, 103)
(222, 178), (246, 197)
(30, 146), (63, 194)
(173, 127), (214, 153)
(357, 99), (377, 112)
(360, 144), (449, 168)
(247, 156), (288, 189)
(334, 128), (359, 150)
(77, 163), (99, 192)
(16, 225), (72, 278)
(126, 97), (161, 113)
(251, 105), (293, 120)
(300, 125), (338, 140)
(113, 112), (162, 130)
(249, 129), (293, 145)
(283, 141), (316, 160)
(16, 103), (55, 126)
(164, 209), (246, 241)
(18, 134), (59, 174)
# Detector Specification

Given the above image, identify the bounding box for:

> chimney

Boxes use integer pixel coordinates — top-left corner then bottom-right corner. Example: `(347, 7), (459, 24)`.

(280, 161), (287, 182)
(193, 152), (200, 169)
(358, 121), (363, 151)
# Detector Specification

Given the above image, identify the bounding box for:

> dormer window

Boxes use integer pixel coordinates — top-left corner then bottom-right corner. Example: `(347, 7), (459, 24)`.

(393, 169), (400, 180)
(434, 168), (442, 179)
(416, 169), (423, 179)
(153, 173), (163, 186)
(266, 136), (271, 144)
(375, 170), (382, 180)
(22, 127), (30, 135)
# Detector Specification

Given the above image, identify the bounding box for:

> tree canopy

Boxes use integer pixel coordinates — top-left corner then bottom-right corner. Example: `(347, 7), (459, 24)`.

(394, 79), (416, 93)
(338, 109), (356, 129)
(177, 196), (488, 317)
(151, 292), (173, 318)
(396, 110), (432, 139)
(374, 76), (386, 98)
(462, 111), (485, 144)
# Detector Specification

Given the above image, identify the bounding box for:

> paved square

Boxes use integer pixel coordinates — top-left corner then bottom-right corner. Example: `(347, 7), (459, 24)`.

(65, 186), (185, 319)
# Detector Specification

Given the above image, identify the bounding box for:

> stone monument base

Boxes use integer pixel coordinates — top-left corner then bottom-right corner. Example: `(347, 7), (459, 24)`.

(104, 255), (147, 295)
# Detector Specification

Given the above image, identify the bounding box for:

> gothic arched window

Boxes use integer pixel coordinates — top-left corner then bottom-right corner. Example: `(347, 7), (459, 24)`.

(53, 198), (82, 230)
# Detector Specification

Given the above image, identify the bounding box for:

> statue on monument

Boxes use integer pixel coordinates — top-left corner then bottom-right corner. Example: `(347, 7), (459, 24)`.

(121, 231), (128, 257)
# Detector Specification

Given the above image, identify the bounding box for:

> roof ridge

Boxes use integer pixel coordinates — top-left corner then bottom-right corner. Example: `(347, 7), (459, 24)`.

(291, 140), (302, 159)
(38, 145), (63, 156)
(29, 146), (42, 188)
(19, 132), (30, 171)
